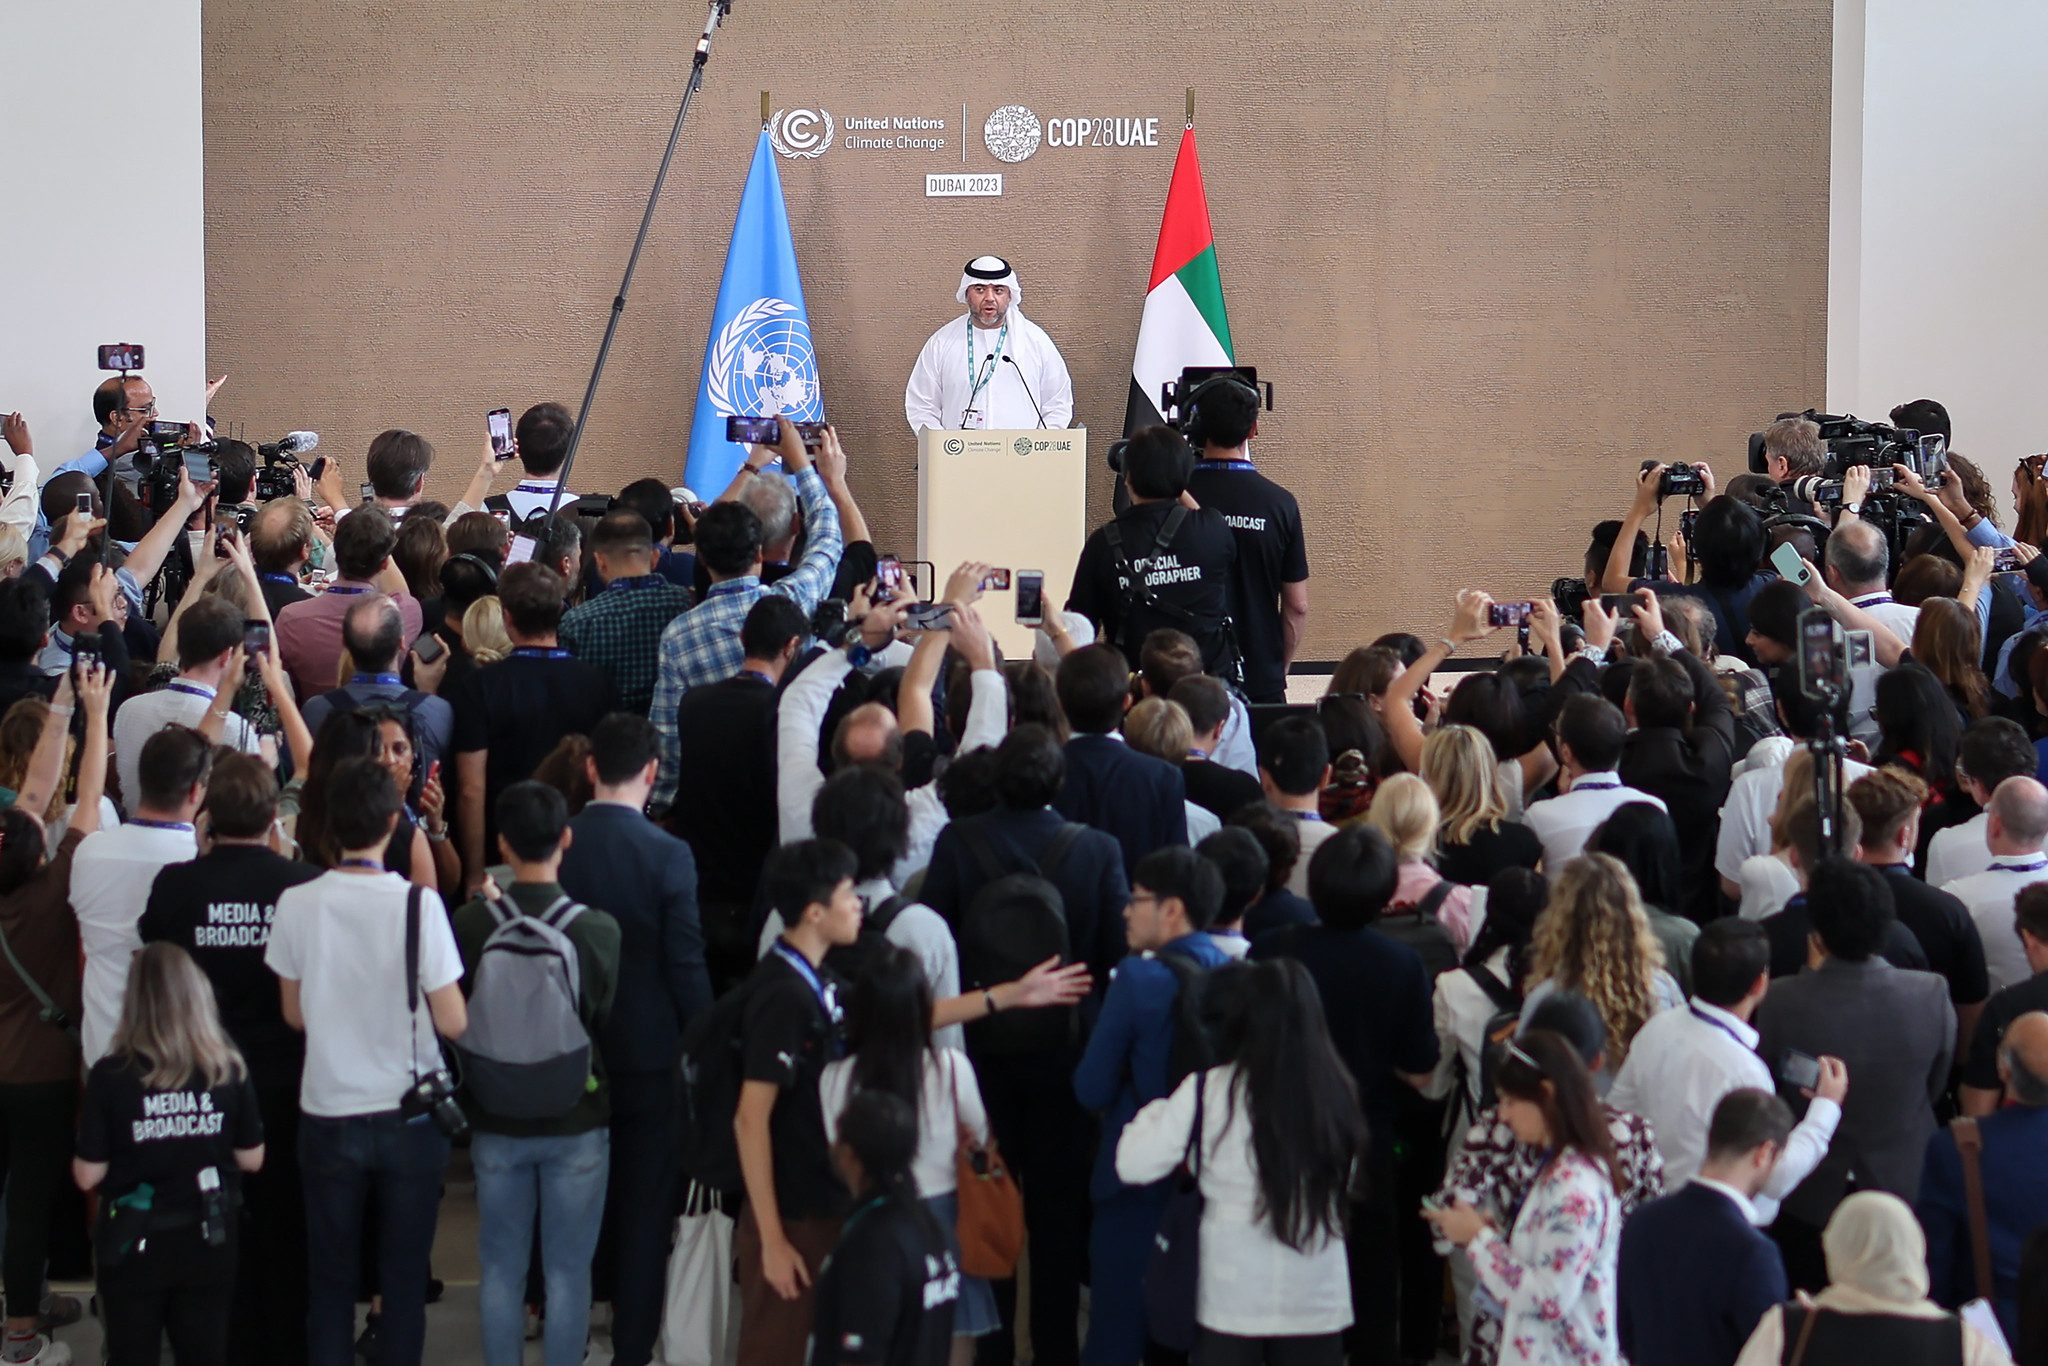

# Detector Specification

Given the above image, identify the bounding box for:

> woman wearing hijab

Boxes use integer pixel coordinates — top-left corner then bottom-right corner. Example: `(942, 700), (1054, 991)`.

(1734, 1191), (2014, 1366)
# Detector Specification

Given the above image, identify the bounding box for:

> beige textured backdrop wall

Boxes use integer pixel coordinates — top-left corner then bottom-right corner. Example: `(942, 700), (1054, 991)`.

(203, 0), (1831, 659)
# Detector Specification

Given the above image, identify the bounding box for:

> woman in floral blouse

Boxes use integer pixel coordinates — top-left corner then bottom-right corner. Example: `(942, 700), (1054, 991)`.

(1424, 1028), (1626, 1366)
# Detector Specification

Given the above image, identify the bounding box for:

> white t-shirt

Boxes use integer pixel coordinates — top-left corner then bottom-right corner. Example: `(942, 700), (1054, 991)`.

(265, 869), (461, 1118)
(820, 1047), (988, 1198)
(1523, 772), (1667, 871)
(1285, 818), (1338, 898)
(72, 822), (199, 1065)
(1925, 812), (1993, 888)
(112, 681), (264, 807)
(1941, 860), (2048, 994)
(1714, 754), (1875, 884)
(1737, 852), (1801, 922)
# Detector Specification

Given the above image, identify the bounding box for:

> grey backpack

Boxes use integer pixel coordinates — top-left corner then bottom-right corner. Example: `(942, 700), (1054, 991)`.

(455, 896), (594, 1119)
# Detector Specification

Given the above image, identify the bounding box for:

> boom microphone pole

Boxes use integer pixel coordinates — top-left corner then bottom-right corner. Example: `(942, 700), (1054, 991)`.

(546, 0), (736, 521)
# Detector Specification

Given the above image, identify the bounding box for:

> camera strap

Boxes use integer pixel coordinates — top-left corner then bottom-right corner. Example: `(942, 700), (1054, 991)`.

(1104, 506), (1244, 684)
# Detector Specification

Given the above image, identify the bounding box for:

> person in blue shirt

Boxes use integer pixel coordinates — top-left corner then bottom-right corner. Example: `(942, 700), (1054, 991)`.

(1073, 846), (1232, 1366)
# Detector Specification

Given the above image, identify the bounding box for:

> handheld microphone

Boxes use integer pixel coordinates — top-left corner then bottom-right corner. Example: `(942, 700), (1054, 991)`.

(1004, 354), (1047, 429)
(258, 431), (320, 458)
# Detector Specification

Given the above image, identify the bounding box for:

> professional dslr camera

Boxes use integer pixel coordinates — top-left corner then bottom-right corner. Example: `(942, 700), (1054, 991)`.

(1747, 408), (1949, 484)
(137, 421), (214, 517)
(250, 431), (323, 502)
(1644, 459), (1705, 499)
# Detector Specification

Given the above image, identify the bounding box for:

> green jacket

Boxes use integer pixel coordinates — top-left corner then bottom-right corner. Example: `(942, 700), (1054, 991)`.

(453, 880), (621, 1136)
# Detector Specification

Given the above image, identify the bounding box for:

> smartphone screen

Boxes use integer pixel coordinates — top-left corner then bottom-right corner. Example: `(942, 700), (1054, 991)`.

(1486, 601), (1533, 627)
(1015, 570), (1045, 626)
(1769, 542), (1812, 586)
(97, 343), (143, 371)
(1779, 1050), (1822, 1091)
(980, 568), (1011, 591)
(905, 601), (955, 631)
(243, 620), (271, 654)
(875, 556), (906, 603)
(506, 535), (536, 566)
(488, 408), (515, 458)
(412, 633), (447, 664)
(74, 492), (92, 518)
(359, 481), (376, 504)
(1599, 593), (1636, 616)
(182, 449), (213, 483)
(725, 415), (781, 445)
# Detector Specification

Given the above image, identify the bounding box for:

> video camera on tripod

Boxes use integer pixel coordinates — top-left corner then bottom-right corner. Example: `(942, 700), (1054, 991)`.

(1106, 366), (1275, 474)
(1747, 408), (1949, 485)
(1795, 607), (1879, 859)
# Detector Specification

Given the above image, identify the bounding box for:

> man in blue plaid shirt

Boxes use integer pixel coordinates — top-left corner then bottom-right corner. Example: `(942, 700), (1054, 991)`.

(560, 509), (693, 715)
(651, 418), (843, 809)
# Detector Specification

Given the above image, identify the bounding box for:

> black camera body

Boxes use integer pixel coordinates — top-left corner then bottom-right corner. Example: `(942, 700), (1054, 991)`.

(1159, 367), (1273, 445)
(252, 452), (303, 502)
(1747, 408), (1947, 486)
(1646, 460), (1705, 499)
(400, 1067), (467, 1139)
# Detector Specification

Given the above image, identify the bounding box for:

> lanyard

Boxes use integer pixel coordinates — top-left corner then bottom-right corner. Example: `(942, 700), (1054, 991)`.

(337, 858), (385, 872)
(966, 320), (1009, 402)
(164, 681), (215, 701)
(771, 942), (842, 1037)
(737, 669), (775, 686)
(1571, 780), (1620, 792)
(610, 574), (665, 592)
(259, 572), (298, 587)
(1688, 1005), (1753, 1051)
(351, 673), (402, 687)
(1200, 460), (1257, 472)
(1291, 810), (1324, 822)
(509, 647), (573, 661)
(1850, 593), (1894, 608)
(705, 578), (758, 601)
(323, 584), (371, 597)
(1988, 861), (2048, 874)
(129, 819), (194, 833)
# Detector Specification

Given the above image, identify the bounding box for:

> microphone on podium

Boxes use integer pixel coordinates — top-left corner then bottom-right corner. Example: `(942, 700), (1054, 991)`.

(1003, 354), (1047, 429)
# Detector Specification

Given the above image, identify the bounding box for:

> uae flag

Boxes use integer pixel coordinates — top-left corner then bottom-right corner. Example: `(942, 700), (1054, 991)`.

(1124, 126), (1235, 434)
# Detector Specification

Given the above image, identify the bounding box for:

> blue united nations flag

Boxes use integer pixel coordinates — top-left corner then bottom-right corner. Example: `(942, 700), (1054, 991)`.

(685, 128), (824, 492)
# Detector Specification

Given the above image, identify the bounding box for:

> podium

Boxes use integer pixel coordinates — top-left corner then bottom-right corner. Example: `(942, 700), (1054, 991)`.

(918, 427), (1089, 659)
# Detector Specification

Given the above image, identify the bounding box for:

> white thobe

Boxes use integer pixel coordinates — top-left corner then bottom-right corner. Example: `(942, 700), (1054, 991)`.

(904, 310), (1074, 433)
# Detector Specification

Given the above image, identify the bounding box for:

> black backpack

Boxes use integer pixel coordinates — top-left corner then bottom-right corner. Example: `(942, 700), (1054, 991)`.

(1156, 945), (1224, 1090)
(822, 894), (910, 990)
(1458, 962), (1525, 1128)
(676, 978), (755, 1194)
(1377, 880), (1462, 981)
(956, 823), (1084, 1055)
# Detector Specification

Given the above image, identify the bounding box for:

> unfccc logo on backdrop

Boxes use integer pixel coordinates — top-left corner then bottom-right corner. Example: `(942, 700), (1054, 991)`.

(769, 108), (834, 158)
(982, 105), (1043, 163)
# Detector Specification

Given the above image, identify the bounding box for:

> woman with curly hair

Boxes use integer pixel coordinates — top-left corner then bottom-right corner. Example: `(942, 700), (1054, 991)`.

(1523, 853), (1681, 1083)
(1422, 725), (1541, 888)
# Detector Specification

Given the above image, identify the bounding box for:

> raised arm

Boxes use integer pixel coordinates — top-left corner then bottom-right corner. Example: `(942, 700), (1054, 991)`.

(812, 427), (869, 547)
(251, 644), (314, 775)
(1383, 589), (1502, 773)
(1601, 462), (1665, 594)
(16, 671), (77, 820)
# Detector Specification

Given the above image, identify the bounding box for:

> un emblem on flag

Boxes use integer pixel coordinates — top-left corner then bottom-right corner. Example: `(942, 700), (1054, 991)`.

(708, 299), (824, 427)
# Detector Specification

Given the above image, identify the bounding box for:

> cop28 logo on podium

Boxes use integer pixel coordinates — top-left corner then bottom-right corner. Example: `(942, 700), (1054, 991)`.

(707, 299), (823, 425)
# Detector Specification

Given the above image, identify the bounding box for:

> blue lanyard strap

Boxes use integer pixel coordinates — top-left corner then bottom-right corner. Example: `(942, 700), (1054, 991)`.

(164, 681), (215, 701)
(1688, 1005), (1753, 1050)
(351, 673), (402, 687)
(259, 572), (298, 586)
(1200, 460), (1257, 472)
(323, 584), (371, 597)
(1571, 780), (1620, 792)
(737, 669), (775, 686)
(1988, 861), (2048, 874)
(509, 647), (573, 661)
(129, 818), (194, 833)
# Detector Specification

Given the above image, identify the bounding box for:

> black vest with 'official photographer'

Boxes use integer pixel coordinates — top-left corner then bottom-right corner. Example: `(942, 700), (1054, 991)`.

(1069, 501), (1238, 674)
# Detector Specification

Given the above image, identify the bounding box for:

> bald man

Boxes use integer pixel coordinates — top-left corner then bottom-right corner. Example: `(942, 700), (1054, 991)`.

(1917, 1010), (2048, 1340)
(1822, 514), (1920, 644)
(1942, 776), (2048, 992)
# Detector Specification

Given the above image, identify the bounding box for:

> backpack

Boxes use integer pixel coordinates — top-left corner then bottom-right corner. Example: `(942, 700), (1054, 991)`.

(677, 976), (759, 1194)
(1103, 507), (1244, 688)
(1459, 962), (1525, 1126)
(1156, 945), (1224, 1090)
(821, 894), (910, 989)
(452, 896), (594, 1121)
(1377, 880), (1461, 981)
(956, 823), (1084, 1056)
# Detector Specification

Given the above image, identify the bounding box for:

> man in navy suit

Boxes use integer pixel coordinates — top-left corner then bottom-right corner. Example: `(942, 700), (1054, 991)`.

(558, 714), (712, 1366)
(1052, 642), (1187, 880)
(919, 724), (1128, 1366)
(1619, 1088), (1793, 1366)
(1919, 1010), (2048, 1342)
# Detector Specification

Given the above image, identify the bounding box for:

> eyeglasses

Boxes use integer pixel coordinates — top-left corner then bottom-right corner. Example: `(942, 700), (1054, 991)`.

(118, 402), (159, 417)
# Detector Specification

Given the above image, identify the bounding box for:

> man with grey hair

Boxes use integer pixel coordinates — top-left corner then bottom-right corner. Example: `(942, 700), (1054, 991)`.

(300, 592), (454, 782)
(1917, 1010), (2048, 1341)
(1944, 775), (2048, 993)
(1761, 415), (1825, 484)
(739, 470), (799, 567)
(1822, 514), (1919, 642)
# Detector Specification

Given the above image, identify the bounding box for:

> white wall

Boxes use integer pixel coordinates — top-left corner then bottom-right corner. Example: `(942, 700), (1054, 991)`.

(1830, 0), (2048, 509)
(0, 1), (207, 464)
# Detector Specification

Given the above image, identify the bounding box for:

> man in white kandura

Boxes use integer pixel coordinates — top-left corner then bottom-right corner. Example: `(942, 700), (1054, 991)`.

(904, 255), (1075, 433)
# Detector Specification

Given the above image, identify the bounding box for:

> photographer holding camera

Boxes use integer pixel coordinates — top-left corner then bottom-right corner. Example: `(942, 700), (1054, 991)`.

(1068, 425), (1240, 683)
(1604, 463), (1776, 662)
(265, 756), (468, 1366)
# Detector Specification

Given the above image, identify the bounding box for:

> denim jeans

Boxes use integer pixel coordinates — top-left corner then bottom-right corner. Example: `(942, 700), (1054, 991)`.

(471, 1127), (610, 1366)
(299, 1112), (451, 1366)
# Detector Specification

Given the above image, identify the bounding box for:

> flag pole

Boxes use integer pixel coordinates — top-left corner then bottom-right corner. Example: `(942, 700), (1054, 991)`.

(1185, 87), (1194, 130)
(761, 90), (771, 127)
(545, 0), (737, 521)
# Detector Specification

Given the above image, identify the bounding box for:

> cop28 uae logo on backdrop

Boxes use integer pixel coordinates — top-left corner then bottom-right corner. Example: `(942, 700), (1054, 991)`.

(707, 299), (824, 426)
(982, 105), (1043, 163)
(769, 108), (834, 158)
